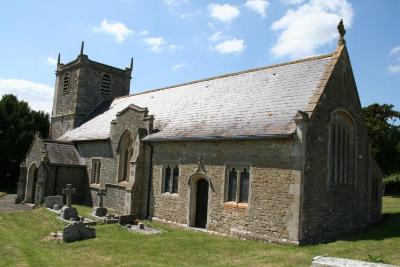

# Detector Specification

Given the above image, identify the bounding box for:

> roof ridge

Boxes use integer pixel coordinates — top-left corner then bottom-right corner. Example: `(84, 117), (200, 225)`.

(115, 52), (333, 101)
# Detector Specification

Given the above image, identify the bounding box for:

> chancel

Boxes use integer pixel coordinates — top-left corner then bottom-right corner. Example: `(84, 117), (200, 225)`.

(16, 21), (383, 244)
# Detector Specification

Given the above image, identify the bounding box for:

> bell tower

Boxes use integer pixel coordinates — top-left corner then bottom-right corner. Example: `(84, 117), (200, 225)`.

(50, 42), (133, 139)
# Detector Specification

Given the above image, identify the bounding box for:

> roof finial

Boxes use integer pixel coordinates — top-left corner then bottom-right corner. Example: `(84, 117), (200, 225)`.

(57, 53), (61, 65)
(130, 57), (133, 70)
(337, 19), (346, 46)
(80, 41), (84, 55)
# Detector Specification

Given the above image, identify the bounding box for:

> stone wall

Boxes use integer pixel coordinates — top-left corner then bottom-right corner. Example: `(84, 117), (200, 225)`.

(79, 107), (153, 215)
(76, 62), (130, 121)
(51, 55), (131, 139)
(50, 115), (76, 139)
(300, 46), (382, 243)
(149, 139), (300, 243)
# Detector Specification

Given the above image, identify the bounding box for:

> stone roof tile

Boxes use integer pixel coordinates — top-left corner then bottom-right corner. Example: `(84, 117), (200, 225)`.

(59, 54), (332, 142)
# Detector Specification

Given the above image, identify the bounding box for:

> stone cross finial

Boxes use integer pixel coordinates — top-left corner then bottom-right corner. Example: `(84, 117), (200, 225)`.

(196, 154), (207, 173)
(62, 184), (76, 208)
(97, 188), (106, 208)
(337, 19), (346, 45)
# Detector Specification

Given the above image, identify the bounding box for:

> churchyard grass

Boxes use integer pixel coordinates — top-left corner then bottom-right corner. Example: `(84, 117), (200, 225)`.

(0, 196), (399, 267)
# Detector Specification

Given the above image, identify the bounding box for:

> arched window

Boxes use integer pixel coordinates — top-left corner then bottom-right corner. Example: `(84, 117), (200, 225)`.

(117, 131), (132, 183)
(63, 72), (69, 94)
(329, 111), (356, 185)
(101, 74), (111, 95)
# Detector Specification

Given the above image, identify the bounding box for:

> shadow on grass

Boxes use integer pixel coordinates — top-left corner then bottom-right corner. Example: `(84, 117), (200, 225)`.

(343, 213), (400, 242)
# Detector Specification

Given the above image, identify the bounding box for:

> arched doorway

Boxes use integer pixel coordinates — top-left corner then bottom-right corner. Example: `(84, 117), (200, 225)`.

(194, 179), (209, 228)
(26, 163), (38, 203)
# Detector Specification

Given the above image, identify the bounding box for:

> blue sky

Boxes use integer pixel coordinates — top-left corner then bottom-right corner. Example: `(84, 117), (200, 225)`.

(0, 0), (399, 113)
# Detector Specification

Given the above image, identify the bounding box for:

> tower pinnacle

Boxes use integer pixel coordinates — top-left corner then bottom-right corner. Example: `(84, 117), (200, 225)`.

(80, 41), (84, 56)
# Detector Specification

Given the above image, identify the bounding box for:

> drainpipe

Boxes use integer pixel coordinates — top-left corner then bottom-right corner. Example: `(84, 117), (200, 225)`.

(146, 143), (154, 219)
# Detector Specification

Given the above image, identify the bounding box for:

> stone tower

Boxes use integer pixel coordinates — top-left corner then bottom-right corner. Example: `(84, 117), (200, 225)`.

(50, 42), (132, 139)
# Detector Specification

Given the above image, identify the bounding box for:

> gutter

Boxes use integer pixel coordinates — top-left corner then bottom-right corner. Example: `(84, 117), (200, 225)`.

(142, 133), (294, 142)
(146, 143), (154, 219)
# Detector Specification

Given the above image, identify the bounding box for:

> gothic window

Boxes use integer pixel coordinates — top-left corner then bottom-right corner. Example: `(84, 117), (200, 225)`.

(172, 166), (179, 193)
(329, 111), (356, 185)
(239, 168), (249, 203)
(226, 166), (250, 203)
(101, 74), (111, 95)
(227, 168), (237, 201)
(91, 159), (101, 184)
(63, 72), (69, 94)
(117, 131), (132, 183)
(162, 164), (179, 194)
(163, 165), (171, 193)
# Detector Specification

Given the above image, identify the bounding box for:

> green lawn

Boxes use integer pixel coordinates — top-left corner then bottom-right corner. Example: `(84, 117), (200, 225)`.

(0, 197), (399, 267)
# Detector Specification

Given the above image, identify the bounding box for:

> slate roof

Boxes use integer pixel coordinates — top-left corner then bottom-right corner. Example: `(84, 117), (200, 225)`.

(59, 54), (333, 142)
(43, 140), (86, 166)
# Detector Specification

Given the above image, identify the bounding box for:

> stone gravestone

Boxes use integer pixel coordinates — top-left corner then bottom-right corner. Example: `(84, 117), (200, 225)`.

(119, 215), (136, 226)
(62, 221), (96, 242)
(92, 188), (108, 217)
(59, 184), (78, 221)
(44, 195), (63, 210)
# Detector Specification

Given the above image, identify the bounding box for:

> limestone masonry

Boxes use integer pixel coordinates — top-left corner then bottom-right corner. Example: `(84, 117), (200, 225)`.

(17, 23), (382, 244)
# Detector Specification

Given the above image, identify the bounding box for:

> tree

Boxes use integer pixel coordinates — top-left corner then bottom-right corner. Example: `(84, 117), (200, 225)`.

(0, 94), (50, 188)
(362, 103), (400, 175)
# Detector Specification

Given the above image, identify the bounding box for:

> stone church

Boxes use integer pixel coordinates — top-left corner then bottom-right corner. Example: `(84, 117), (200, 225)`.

(17, 22), (382, 244)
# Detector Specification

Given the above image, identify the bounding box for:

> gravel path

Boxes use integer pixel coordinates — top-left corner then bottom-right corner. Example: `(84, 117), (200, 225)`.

(0, 194), (33, 213)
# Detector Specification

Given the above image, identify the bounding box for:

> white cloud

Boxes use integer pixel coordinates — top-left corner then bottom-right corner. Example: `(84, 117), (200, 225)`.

(94, 19), (133, 43)
(213, 38), (245, 54)
(245, 0), (270, 18)
(208, 4), (240, 23)
(164, 0), (188, 8)
(46, 57), (57, 66)
(270, 0), (354, 59)
(179, 10), (201, 19)
(389, 46), (400, 58)
(388, 65), (400, 74)
(281, 0), (305, 5)
(143, 37), (167, 52)
(0, 78), (53, 113)
(139, 30), (150, 36)
(172, 62), (186, 70)
(208, 32), (225, 42)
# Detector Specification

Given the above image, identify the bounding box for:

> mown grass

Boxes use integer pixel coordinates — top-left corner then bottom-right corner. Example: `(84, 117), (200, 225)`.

(0, 197), (399, 267)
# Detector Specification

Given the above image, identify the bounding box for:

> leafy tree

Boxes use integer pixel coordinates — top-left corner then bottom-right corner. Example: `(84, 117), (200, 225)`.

(0, 94), (49, 188)
(362, 103), (400, 175)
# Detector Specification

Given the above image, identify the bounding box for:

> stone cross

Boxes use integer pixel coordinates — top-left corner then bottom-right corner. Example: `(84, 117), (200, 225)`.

(62, 184), (76, 208)
(97, 188), (106, 208)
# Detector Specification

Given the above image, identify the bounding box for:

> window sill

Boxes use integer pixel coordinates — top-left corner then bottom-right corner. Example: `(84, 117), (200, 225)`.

(161, 192), (179, 197)
(89, 184), (101, 189)
(118, 181), (129, 187)
(224, 201), (248, 209)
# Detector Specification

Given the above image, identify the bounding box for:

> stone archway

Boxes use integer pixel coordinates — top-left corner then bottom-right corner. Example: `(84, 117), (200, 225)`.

(187, 173), (212, 228)
(25, 163), (38, 203)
